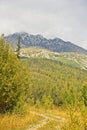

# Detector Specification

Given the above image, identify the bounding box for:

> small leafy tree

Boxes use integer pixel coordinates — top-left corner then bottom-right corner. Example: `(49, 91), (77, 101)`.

(64, 86), (77, 107)
(35, 100), (41, 108)
(42, 95), (53, 109)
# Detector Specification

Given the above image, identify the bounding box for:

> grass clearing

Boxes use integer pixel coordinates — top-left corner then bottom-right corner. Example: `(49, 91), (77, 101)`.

(37, 120), (58, 130)
(0, 106), (86, 130)
(0, 111), (43, 130)
(0, 106), (66, 130)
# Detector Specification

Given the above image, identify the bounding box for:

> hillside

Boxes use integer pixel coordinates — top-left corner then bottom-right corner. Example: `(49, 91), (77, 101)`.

(5, 32), (87, 54)
(20, 47), (87, 70)
(0, 36), (87, 130)
(27, 57), (87, 106)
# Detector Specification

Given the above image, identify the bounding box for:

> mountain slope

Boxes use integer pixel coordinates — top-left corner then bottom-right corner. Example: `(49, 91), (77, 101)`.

(20, 47), (87, 70)
(5, 32), (87, 54)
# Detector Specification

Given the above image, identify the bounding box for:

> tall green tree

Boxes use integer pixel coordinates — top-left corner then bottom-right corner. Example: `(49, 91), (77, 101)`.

(0, 37), (30, 113)
(16, 35), (21, 59)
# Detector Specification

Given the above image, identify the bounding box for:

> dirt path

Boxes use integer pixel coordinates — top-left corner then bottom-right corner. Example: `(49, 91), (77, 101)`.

(26, 111), (66, 130)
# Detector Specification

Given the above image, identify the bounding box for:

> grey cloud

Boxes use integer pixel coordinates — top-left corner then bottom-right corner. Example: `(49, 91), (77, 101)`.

(0, 0), (87, 49)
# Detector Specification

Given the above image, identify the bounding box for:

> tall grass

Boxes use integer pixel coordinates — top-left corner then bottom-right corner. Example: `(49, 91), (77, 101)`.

(0, 106), (86, 130)
(0, 112), (42, 130)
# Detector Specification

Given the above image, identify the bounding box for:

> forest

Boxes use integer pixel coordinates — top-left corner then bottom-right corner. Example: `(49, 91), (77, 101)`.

(0, 36), (87, 130)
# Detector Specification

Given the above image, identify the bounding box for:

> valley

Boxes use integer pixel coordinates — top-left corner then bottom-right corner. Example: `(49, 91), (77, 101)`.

(1, 0), (87, 129)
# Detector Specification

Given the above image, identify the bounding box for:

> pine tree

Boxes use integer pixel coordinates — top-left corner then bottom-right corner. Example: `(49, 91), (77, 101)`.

(0, 36), (30, 113)
(16, 35), (21, 59)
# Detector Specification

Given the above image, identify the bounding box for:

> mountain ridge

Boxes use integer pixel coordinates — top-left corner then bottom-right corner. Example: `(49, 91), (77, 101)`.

(5, 32), (87, 54)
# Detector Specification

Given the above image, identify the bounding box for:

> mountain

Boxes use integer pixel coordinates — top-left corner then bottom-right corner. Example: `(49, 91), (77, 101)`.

(5, 32), (87, 54)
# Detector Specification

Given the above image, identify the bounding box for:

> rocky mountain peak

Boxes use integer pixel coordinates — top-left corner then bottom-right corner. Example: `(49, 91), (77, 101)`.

(5, 32), (87, 54)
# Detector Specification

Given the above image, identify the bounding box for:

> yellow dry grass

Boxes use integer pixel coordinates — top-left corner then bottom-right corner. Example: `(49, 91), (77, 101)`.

(0, 111), (42, 130)
(29, 106), (67, 118)
(30, 106), (87, 130)
(37, 120), (58, 130)
(0, 106), (86, 130)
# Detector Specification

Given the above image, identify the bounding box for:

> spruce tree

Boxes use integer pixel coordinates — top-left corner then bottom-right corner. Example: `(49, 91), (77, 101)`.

(16, 35), (21, 59)
(0, 36), (30, 113)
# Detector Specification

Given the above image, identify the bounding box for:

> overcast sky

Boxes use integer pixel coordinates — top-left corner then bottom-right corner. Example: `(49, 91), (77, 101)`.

(0, 0), (87, 49)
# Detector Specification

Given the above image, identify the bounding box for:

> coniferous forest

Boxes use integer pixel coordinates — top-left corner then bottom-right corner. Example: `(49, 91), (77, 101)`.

(0, 36), (87, 130)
